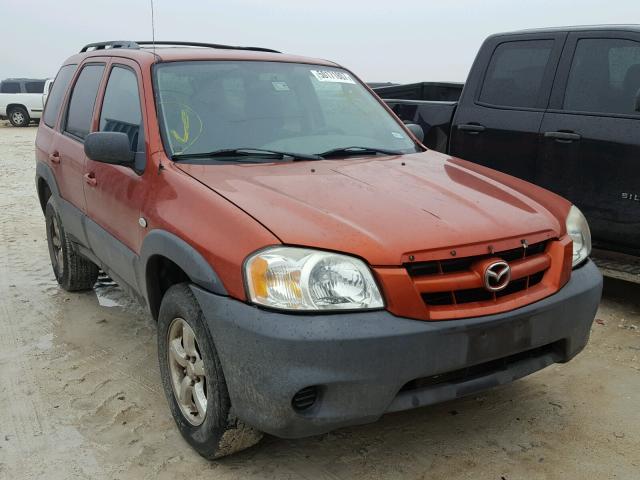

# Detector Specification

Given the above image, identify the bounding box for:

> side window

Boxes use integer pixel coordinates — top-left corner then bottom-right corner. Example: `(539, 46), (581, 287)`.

(564, 38), (640, 115)
(64, 64), (105, 140)
(99, 66), (144, 152)
(0, 81), (21, 93)
(479, 40), (554, 108)
(25, 81), (45, 93)
(43, 65), (77, 128)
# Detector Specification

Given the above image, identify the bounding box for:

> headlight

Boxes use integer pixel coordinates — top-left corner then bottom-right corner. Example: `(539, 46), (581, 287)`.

(566, 205), (591, 267)
(245, 247), (384, 311)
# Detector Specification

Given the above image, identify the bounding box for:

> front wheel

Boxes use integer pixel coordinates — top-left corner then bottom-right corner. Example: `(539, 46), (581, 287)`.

(157, 283), (263, 459)
(8, 106), (30, 127)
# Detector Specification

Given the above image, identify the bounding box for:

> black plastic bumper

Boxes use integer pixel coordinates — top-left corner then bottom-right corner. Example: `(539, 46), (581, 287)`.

(192, 260), (602, 439)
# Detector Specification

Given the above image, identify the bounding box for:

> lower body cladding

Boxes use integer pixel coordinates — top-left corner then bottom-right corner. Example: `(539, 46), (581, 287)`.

(192, 261), (602, 439)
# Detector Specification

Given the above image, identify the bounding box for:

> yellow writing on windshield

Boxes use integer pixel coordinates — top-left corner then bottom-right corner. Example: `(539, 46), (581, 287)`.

(170, 109), (191, 144)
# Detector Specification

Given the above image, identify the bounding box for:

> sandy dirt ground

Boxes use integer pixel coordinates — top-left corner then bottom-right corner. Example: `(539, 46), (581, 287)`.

(0, 123), (638, 480)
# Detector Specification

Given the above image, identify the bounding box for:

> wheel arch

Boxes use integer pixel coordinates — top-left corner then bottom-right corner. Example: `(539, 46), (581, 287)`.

(6, 103), (28, 113)
(139, 230), (227, 320)
(35, 162), (60, 214)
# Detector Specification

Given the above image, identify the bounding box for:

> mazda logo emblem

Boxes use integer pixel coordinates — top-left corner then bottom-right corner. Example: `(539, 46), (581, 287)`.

(484, 261), (511, 292)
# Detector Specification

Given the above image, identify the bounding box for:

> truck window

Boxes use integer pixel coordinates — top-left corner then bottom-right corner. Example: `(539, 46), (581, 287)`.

(25, 81), (45, 93)
(0, 81), (21, 93)
(64, 64), (105, 140)
(479, 40), (554, 108)
(563, 38), (640, 115)
(99, 66), (145, 167)
(43, 65), (77, 128)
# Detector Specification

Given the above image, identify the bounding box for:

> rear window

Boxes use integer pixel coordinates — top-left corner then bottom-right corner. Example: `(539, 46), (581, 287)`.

(25, 81), (45, 93)
(0, 81), (20, 93)
(479, 40), (554, 108)
(64, 64), (105, 140)
(563, 38), (640, 115)
(43, 65), (77, 128)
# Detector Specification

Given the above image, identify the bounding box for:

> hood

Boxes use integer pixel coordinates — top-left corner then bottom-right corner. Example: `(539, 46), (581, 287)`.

(176, 150), (569, 265)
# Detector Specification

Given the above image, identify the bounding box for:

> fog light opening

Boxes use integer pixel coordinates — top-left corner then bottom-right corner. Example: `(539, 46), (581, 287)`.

(291, 386), (319, 412)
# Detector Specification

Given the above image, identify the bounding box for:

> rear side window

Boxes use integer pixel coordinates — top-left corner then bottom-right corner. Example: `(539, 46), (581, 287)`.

(25, 81), (45, 93)
(564, 38), (640, 115)
(43, 65), (77, 128)
(64, 64), (105, 140)
(479, 40), (554, 108)
(0, 81), (21, 93)
(99, 66), (145, 169)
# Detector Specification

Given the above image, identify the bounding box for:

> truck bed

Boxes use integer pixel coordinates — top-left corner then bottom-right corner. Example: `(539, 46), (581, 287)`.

(383, 99), (457, 152)
(374, 82), (462, 151)
(373, 82), (463, 102)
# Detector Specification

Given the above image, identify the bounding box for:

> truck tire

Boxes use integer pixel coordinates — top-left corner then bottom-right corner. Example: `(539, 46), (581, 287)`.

(8, 106), (30, 127)
(45, 198), (99, 291)
(157, 283), (263, 459)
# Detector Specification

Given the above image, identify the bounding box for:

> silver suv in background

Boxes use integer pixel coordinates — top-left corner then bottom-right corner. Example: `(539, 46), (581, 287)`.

(0, 78), (52, 126)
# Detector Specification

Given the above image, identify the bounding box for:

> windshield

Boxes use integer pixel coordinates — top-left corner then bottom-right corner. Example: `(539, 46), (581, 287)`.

(154, 61), (419, 158)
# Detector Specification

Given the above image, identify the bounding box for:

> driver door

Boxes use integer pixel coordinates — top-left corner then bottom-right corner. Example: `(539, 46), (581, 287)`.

(83, 58), (149, 288)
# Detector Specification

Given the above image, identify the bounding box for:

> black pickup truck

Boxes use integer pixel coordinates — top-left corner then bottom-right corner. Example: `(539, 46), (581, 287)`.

(377, 26), (640, 277)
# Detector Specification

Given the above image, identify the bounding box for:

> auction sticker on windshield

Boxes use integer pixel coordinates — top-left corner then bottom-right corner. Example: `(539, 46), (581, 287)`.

(310, 70), (356, 84)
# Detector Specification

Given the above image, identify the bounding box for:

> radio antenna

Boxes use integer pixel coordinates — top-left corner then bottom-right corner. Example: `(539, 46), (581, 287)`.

(150, 0), (156, 55)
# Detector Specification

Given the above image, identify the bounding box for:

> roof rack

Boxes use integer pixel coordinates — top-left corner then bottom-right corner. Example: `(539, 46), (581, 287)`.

(136, 41), (280, 53)
(80, 41), (140, 52)
(80, 40), (280, 54)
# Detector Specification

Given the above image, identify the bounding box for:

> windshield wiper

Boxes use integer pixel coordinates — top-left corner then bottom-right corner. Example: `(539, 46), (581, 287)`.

(317, 146), (404, 158)
(172, 148), (321, 162)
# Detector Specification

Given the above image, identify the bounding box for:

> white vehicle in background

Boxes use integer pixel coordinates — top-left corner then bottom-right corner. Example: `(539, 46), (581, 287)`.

(0, 78), (52, 127)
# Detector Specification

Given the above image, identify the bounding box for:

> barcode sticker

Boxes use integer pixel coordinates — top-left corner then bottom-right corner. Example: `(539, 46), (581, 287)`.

(310, 70), (356, 84)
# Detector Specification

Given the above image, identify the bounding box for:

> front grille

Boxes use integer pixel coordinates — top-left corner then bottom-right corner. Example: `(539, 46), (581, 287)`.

(406, 241), (547, 277)
(407, 241), (550, 308)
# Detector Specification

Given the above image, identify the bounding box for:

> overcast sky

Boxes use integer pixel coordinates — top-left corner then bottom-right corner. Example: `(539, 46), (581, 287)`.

(1, 0), (639, 83)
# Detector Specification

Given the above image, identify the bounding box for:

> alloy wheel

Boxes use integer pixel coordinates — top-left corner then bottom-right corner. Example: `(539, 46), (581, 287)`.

(49, 214), (64, 277)
(11, 111), (25, 125)
(167, 317), (208, 426)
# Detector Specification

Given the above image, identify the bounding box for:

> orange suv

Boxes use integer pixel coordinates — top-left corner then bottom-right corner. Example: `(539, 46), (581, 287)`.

(35, 40), (602, 459)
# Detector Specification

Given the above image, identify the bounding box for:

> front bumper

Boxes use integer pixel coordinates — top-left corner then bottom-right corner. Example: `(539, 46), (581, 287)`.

(192, 260), (602, 439)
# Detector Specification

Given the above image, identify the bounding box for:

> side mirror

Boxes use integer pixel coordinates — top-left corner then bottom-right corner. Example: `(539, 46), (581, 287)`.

(84, 131), (134, 165)
(405, 123), (425, 143)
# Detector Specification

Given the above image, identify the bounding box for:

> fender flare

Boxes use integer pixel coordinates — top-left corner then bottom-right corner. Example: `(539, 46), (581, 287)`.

(138, 229), (228, 300)
(35, 161), (61, 212)
(36, 161), (61, 195)
(6, 103), (29, 114)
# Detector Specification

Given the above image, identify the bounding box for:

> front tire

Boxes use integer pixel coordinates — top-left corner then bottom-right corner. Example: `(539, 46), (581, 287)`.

(45, 197), (99, 291)
(157, 283), (262, 459)
(8, 106), (30, 127)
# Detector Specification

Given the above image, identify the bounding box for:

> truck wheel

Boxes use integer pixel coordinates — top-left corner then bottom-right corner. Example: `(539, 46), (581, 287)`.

(157, 283), (263, 459)
(8, 106), (30, 127)
(45, 198), (99, 291)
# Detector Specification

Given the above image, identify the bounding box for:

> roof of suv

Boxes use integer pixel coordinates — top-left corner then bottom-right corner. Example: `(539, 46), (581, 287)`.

(66, 41), (339, 68)
(1, 78), (47, 82)
(497, 24), (640, 36)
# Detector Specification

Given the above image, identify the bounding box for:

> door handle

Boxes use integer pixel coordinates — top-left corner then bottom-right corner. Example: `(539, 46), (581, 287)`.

(457, 123), (486, 134)
(544, 131), (581, 142)
(49, 151), (60, 164)
(83, 172), (97, 187)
